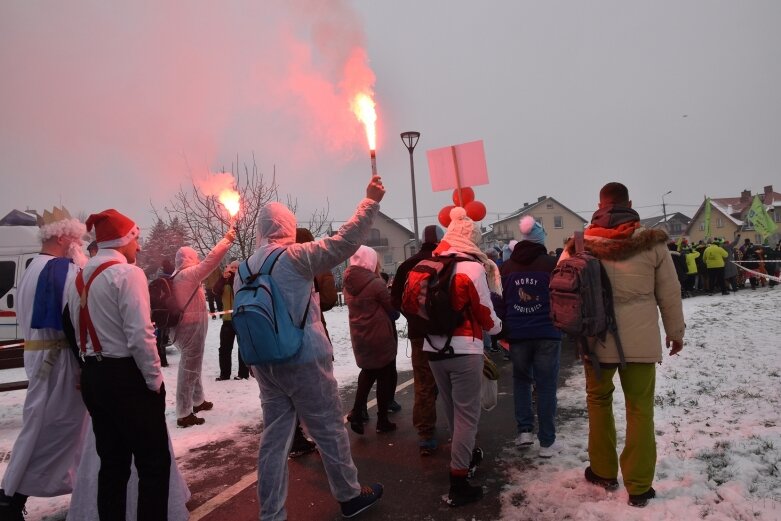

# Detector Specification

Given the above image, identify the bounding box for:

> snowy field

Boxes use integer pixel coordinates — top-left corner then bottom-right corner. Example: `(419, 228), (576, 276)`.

(499, 286), (781, 520)
(1, 288), (780, 520)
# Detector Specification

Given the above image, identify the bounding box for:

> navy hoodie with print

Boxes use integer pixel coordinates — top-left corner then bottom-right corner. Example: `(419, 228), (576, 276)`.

(499, 240), (561, 341)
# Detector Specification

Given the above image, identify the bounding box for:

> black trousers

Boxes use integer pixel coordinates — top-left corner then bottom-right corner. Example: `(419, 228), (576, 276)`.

(352, 359), (397, 422)
(708, 267), (726, 293)
(205, 290), (223, 314)
(81, 357), (171, 521)
(218, 321), (248, 378)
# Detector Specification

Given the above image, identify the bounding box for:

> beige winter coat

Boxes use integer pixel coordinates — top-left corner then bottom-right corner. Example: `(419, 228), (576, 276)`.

(562, 227), (686, 364)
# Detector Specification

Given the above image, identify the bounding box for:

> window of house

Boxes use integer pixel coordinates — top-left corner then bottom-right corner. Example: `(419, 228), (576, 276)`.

(383, 254), (393, 265)
(775, 211), (780, 223)
(670, 221), (682, 233)
(716, 217), (724, 229)
(546, 202), (554, 209)
(699, 222), (704, 231)
(535, 217), (543, 226)
(369, 228), (380, 241)
(553, 216), (563, 228)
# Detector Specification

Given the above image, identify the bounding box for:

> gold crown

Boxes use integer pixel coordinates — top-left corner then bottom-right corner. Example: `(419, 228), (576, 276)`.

(37, 206), (73, 227)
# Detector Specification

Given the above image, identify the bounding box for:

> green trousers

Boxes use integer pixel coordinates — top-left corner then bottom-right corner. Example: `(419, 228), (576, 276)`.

(584, 363), (656, 495)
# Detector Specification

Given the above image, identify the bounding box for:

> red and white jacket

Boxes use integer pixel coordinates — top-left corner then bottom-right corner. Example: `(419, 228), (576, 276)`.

(421, 250), (502, 355)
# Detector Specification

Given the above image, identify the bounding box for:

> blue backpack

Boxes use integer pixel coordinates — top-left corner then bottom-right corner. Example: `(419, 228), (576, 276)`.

(233, 247), (311, 365)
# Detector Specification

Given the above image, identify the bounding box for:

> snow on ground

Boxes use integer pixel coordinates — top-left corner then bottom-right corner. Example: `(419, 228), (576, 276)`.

(2, 289), (780, 520)
(499, 286), (781, 521)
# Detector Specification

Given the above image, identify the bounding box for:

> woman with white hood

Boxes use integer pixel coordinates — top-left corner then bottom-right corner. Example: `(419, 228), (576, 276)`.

(172, 229), (235, 427)
(343, 245), (399, 435)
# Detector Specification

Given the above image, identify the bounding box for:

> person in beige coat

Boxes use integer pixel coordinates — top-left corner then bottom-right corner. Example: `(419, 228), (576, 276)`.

(559, 182), (685, 508)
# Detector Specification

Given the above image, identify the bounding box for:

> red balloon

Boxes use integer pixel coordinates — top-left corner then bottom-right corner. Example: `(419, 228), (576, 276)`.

(452, 187), (475, 206)
(465, 200), (486, 221)
(438, 205), (455, 227)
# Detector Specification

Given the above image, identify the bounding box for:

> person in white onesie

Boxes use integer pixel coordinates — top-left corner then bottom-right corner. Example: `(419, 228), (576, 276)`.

(171, 232), (235, 427)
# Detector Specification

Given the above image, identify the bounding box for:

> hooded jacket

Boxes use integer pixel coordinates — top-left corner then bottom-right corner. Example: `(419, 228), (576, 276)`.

(500, 240), (561, 340)
(560, 206), (685, 364)
(234, 199), (379, 364)
(684, 250), (700, 275)
(172, 241), (232, 325)
(703, 243), (728, 269)
(344, 246), (397, 369)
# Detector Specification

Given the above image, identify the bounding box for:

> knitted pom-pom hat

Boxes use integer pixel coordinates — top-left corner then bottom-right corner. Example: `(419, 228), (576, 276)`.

(519, 215), (546, 245)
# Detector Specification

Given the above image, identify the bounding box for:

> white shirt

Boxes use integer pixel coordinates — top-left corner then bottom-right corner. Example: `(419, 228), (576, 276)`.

(67, 249), (163, 391)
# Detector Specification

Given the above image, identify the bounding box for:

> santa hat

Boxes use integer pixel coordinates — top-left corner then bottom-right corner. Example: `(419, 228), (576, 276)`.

(85, 209), (139, 248)
(519, 216), (546, 245)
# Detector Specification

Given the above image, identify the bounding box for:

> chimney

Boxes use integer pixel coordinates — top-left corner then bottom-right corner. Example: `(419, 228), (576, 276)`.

(740, 190), (751, 203)
(537, 195), (546, 202)
(764, 185), (773, 203)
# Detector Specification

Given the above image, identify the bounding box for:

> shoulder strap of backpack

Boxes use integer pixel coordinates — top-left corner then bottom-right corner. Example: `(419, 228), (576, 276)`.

(237, 247), (286, 284)
(260, 247), (286, 276)
(598, 263), (627, 368)
(253, 247), (311, 328)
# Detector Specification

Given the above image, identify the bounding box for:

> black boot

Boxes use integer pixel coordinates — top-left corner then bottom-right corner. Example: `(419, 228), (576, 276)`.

(447, 471), (483, 507)
(0, 489), (27, 521)
(375, 412), (396, 433)
(289, 424), (317, 458)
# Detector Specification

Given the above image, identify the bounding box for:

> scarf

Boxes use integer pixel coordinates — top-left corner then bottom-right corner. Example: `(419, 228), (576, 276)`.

(434, 239), (502, 293)
(31, 257), (71, 331)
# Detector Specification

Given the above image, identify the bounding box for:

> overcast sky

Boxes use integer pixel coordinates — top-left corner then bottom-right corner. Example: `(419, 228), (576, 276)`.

(2, 1), (779, 235)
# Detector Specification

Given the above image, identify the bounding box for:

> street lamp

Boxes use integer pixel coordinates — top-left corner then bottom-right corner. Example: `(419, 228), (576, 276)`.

(662, 190), (672, 229)
(401, 131), (421, 249)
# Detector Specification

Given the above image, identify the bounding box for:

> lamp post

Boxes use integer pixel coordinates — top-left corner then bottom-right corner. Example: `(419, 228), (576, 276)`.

(401, 131), (421, 249)
(662, 190), (672, 230)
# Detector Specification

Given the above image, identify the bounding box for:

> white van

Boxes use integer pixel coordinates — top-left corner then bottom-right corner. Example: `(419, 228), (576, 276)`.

(0, 225), (41, 342)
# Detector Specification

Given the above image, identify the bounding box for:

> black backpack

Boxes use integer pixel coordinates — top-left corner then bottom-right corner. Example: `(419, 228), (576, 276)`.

(149, 274), (198, 329)
(401, 254), (470, 353)
(549, 232), (625, 373)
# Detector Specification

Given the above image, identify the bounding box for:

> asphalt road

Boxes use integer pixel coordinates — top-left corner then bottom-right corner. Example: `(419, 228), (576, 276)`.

(182, 343), (579, 521)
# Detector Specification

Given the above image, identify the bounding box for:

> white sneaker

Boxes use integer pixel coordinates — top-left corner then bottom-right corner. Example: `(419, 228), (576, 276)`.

(538, 440), (561, 458)
(515, 432), (534, 447)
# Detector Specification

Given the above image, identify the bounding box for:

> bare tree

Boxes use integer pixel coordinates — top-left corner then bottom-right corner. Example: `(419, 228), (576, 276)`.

(153, 156), (331, 260)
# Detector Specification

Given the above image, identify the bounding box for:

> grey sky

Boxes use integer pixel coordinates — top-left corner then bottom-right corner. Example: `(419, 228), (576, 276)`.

(2, 1), (779, 236)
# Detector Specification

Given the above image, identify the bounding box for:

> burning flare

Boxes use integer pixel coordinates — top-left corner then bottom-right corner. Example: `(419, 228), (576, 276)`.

(351, 92), (377, 150)
(218, 190), (240, 217)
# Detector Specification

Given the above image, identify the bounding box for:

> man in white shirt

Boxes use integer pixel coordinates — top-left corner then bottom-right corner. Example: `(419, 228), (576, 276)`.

(67, 209), (170, 521)
(0, 207), (90, 521)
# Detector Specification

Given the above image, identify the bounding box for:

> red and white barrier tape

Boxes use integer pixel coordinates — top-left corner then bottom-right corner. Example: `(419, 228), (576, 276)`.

(733, 263), (781, 284)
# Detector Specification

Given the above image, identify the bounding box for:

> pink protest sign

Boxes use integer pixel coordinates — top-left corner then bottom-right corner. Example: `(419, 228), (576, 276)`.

(426, 140), (489, 192)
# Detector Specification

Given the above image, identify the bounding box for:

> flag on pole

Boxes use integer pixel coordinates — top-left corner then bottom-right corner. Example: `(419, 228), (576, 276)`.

(703, 198), (712, 239)
(746, 195), (778, 239)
